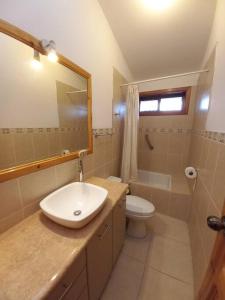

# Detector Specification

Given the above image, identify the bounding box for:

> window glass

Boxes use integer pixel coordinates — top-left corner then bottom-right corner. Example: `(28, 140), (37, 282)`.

(140, 100), (158, 112)
(139, 88), (189, 116)
(159, 97), (183, 111)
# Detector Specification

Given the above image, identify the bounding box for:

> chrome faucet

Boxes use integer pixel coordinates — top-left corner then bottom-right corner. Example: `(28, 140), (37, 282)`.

(78, 149), (88, 182)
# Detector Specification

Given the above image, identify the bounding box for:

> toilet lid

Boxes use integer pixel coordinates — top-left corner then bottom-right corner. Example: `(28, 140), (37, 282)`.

(126, 195), (155, 216)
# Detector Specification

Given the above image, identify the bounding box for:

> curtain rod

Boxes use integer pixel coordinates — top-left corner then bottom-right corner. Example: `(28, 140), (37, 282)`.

(120, 69), (209, 87)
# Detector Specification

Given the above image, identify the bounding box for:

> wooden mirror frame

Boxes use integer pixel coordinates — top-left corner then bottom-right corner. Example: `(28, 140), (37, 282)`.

(0, 19), (93, 182)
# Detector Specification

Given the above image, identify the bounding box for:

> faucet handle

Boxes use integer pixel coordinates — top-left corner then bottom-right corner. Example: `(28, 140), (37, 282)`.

(78, 149), (88, 159)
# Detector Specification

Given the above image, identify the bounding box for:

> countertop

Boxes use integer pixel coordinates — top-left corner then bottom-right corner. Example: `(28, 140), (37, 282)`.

(0, 177), (128, 300)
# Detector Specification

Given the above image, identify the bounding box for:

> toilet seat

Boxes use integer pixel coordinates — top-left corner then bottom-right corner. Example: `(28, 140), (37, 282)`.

(126, 195), (155, 217)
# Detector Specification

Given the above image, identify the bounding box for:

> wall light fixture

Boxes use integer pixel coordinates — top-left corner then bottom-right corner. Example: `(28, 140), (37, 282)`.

(40, 39), (59, 63)
(31, 49), (42, 70)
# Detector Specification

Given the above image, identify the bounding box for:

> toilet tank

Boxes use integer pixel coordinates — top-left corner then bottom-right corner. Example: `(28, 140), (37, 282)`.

(107, 176), (122, 183)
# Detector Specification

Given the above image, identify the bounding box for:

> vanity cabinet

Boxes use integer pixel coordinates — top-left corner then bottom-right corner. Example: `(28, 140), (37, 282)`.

(87, 213), (113, 300)
(112, 195), (126, 265)
(62, 268), (88, 300)
(46, 196), (126, 300)
(45, 251), (88, 300)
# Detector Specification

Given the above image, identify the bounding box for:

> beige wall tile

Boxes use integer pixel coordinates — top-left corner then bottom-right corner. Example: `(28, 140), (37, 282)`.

(168, 193), (191, 221)
(32, 132), (49, 160)
(151, 132), (169, 153)
(0, 133), (16, 169)
(0, 179), (22, 220)
(142, 116), (172, 129)
(0, 210), (24, 234)
(187, 50), (220, 296)
(189, 213), (208, 294)
(148, 152), (168, 173)
(211, 143), (225, 212)
(130, 182), (153, 202)
(168, 133), (186, 154)
(47, 131), (61, 156)
(19, 167), (57, 206)
(166, 153), (184, 175)
(55, 160), (79, 187)
(171, 174), (191, 195)
(13, 133), (35, 165)
(200, 140), (220, 195)
(150, 188), (170, 215)
(23, 199), (41, 219)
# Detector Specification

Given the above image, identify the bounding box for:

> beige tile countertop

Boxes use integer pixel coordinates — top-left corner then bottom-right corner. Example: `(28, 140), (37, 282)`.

(0, 177), (128, 300)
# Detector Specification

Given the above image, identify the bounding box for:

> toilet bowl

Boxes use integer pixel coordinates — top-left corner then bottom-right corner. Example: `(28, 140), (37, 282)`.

(126, 195), (155, 238)
(107, 176), (156, 238)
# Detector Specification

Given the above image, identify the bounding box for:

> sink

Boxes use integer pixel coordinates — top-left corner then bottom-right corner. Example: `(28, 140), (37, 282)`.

(40, 182), (108, 229)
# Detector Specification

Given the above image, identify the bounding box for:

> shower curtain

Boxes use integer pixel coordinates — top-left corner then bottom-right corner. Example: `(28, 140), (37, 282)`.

(121, 85), (139, 183)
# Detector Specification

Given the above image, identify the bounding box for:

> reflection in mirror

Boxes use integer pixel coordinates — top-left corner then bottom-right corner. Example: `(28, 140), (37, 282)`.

(0, 32), (89, 170)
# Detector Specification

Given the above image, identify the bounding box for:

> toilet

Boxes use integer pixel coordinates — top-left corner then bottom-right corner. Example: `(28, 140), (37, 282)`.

(107, 176), (155, 238)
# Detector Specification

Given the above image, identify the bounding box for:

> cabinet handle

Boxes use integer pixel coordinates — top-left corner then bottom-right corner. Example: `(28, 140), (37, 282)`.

(98, 224), (111, 240)
(62, 283), (70, 289)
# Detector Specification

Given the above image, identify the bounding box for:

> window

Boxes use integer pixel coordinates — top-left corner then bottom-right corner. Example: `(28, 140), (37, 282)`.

(139, 87), (191, 116)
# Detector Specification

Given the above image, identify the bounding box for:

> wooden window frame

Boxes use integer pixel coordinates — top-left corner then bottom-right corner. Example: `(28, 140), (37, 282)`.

(139, 87), (191, 116)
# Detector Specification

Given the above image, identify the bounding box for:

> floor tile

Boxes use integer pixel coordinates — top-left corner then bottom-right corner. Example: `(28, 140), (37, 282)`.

(147, 234), (193, 284)
(102, 213), (194, 300)
(102, 285), (137, 300)
(122, 235), (151, 263)
(148, 213), (190, 244)
(101, 253), (145, 300)
(138, 267), (194, 300)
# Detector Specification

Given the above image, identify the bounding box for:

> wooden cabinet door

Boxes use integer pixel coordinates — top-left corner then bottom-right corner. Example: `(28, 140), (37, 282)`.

(87, 213), (113, 300)
(198, 202), (225, 300)
(113, 196), (126, 265)
(62, 269), (88, 300)
(45, 251), (86, 300)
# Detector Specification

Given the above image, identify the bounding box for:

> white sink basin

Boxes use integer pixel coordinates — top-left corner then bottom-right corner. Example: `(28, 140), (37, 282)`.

(40, 182), (108, 229)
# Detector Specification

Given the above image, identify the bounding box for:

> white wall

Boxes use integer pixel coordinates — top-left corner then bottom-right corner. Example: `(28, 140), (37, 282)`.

(204, 0), (225, 132)
(138, 73), (199, 92)
(0, 0), (133, 129)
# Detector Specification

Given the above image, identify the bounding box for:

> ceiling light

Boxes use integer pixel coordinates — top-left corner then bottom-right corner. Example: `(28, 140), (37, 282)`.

(143, 0), (174, 11)
(31, 50), (42, 70)
(40, 39), (59, 62)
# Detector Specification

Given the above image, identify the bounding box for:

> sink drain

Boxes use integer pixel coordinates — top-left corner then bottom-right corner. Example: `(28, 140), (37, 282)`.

(73, 210), (82, 216)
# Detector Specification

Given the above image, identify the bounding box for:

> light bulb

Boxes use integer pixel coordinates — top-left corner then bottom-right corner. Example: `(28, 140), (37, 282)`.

(31, 59), (42, 70)
(31, 50), (42, 70)
(40, 39), (59, 63)
(47, 50), (58, 63)
(143, 0), (174, 11)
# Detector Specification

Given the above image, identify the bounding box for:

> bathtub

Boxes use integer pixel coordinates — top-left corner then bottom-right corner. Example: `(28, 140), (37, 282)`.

(131, 170), (191, 221)
(136, 170), (172, 191)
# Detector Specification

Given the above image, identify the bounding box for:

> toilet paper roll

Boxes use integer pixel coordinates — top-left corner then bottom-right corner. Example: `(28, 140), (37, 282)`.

(185, 166), (197, 179)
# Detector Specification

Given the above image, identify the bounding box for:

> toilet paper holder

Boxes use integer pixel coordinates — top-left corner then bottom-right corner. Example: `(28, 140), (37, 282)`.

(184, 166), (198, 192)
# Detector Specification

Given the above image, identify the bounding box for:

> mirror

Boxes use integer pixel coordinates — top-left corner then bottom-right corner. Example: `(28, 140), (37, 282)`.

(0, 20), (92, 182)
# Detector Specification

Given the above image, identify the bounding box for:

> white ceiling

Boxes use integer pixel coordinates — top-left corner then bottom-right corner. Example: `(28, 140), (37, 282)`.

(98, 0), (217, 80)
